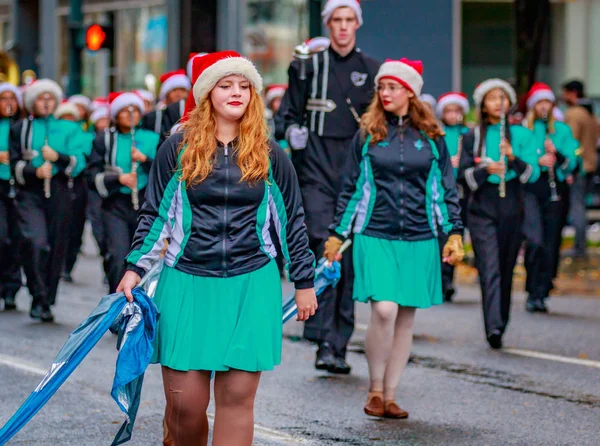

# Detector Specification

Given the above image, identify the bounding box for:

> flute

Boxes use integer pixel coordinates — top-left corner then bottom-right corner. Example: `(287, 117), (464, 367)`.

(498, 91), (506, 199)
(456, 114), (464, 161)
(42, 98), (51, 199)
(129, 106), (140, 211)
(543, 112), (560, 202)
(7, 103), (15, 199)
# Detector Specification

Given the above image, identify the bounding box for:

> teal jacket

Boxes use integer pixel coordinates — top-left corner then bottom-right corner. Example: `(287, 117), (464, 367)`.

(9, 116), (91, 189)
(442, 124), (469, 178)
(0, 119), (12, 181)
(527, 120), (579, 183)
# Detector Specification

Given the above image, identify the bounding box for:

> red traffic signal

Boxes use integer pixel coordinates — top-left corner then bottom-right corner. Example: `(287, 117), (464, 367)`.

(85, 24), (113, 51)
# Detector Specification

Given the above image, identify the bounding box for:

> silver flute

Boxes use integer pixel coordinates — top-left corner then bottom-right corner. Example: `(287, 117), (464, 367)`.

(43, 97), (51, 199)
(498, 91), (506, 199)
(7, 103), (16, 198)
(129, 106), (139, 211)
(543, 112), (560, 202)
(456, 114), (464, 161)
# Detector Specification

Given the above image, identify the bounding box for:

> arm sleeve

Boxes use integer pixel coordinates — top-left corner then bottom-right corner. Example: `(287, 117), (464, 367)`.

(59, 127), (93, 178)
(511, 128), (540, 184)
(140, 131), (160, 173)
(269, 141), (315, 289)
(329, 131), (366, 239)
(9, 121), (38, 185)
(87, 132), (121, 198)
(556, 124), (579, 176)
(125, 135), (180, 275)
(458, 130), (489, 191)
(435, 137), (464, 235)
(275, 60), (310, 141)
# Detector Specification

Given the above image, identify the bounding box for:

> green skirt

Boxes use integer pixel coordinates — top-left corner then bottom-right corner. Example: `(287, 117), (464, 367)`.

(151, 260), (283, 372)
(353, 234), (443, 308)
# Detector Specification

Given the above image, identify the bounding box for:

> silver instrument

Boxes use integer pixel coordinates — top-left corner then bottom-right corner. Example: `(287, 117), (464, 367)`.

(42, 97), (51, 199)
(499, 91), (506, 199)
(543, 112), (560, 202)
(293, 37), (329, 81)
(6, 103), (15, 198)
(129, 106), (140, 211)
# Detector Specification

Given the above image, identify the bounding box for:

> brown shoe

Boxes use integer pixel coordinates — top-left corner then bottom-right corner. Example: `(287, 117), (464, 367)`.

(384, 400), (409, 419)
(163, 417), (176, 446)
(364, 391), (385, 417)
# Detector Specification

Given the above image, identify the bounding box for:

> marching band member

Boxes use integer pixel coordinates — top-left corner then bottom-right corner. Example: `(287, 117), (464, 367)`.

(118, 51), (316, 446)
(326, 58), (463, 418)
(10, 79), (89, 321)
(135, 89), (156, 114)
(522, 83), (578, 312)
(436, 92), (470, 302)
(88, 105), (110, 133)
(68, 94), (91, 131)
(88, 92), (159, 294)
(142, 69), (191, 140)
(419, 93), (437, 115)
(275, 0), (380, 374)
(0, 83), (23, 310)
(458, 79), (539, 348)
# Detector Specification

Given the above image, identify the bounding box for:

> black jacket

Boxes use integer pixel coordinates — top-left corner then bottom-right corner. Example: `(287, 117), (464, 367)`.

(125, 132), (315, 289)
(331, 116), (463, 241)
(141, 99), (185, 145)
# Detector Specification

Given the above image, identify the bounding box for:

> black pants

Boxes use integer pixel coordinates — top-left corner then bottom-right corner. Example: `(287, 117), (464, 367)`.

(14, 177), (73, 308)
(523, 174), (567, 300)
(468, 180), (523, 338)
(299, 136), (355, 359)
(103, 193), (143, 294)
(87, 188), (107, 257)
(0, 180), (22, 299)
(64, 176), (88, 275)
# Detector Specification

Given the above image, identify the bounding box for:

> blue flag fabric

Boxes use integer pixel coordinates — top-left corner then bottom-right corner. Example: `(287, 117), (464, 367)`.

(0, 287), (159, 446)
(282, 258), (341, 323)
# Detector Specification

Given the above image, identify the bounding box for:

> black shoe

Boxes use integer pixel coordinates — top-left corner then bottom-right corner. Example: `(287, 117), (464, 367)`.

(3, 294), (17, 311)
(30, 304), (42, 319)
(487, 331), (503, 349)
(444, 287), (455, 302)
(525, 295), (538, 313)
(315, 343), (336, 371)
(328, 357), (352, 375)
(40, 307), (54, 323)
(61, 272), (73, 283)
(535, 298), (548, 313)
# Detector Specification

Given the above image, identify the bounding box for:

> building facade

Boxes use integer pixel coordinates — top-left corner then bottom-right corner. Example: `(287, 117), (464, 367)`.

(0, 0), (598, 106)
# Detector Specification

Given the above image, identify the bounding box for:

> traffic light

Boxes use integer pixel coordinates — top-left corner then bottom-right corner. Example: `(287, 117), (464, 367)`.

(85, 23), (114, 51)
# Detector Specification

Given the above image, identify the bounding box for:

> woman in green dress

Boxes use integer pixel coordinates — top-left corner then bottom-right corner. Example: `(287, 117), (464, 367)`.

(324, 58), (464, 419)
(118, 51), (317, 446)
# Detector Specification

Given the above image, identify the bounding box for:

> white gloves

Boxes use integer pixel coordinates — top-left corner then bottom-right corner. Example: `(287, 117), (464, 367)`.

(287, 125), (309, 151)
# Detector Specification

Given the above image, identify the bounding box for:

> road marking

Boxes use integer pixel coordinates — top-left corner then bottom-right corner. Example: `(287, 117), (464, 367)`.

(0, 353), (48, 376)
(355, 323), (368, 332)
(206, 413), (311, 444)
(503, 348), (600, 369)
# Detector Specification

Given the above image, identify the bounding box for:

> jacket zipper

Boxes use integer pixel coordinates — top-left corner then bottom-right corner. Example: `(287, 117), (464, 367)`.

(222, 144), (229, 277)
(398, 116), (405, 240)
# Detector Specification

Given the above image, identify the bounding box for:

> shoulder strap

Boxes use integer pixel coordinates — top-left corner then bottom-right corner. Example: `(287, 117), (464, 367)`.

(21, 116), (33, 152)
(474, 126), (481, 158)
(155, 109), (163, 134)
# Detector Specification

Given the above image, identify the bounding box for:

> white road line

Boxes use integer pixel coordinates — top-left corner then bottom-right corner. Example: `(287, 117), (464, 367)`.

(0, 353), (48, 376)
(503, 348), (600, 369)
(206, 413), (311, 444)
(355, 323), (368, 332)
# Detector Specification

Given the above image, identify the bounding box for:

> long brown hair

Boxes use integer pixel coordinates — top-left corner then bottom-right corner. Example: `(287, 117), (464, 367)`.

(179, 87), (270, 186)
(524, 107), (555, 134)
(361, 93), (444, 144)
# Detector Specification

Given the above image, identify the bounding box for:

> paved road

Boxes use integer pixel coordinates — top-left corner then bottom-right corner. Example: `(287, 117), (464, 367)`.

(1, 234), (599, 445)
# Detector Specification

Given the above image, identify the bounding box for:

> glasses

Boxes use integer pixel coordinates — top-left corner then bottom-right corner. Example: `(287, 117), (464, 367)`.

(376, 84), (405, 94)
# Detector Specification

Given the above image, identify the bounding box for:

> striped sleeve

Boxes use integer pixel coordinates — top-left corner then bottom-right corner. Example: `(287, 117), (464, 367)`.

(432, 136), (463, 235)
(330, 130), (369, 238)
(126, 134), (181, 276)
(269, 140), (315, 289)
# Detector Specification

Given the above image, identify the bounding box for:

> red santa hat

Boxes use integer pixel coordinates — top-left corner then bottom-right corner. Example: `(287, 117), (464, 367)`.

(265, 84), (287, 105)
(90, 106), (109, 125)
(473, 78), (517, 108)
(108, 91), (145, 121)
(436, 92), (470, 117)
(191, 51), (263, 105)
(186, 52), (209, 79)
(321, 0), (363, 26)
(135, 89), (156, 103)
(526, 82), (556, 109)
(0, 82), (23, 108)
(54, 100), (81, 120)
(68, 94), (91, 110)
(158, 69), (192, 101)
(23, 79), (63, 112)
(90, 96), (109, 112)
(375, 58), (424, 97)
